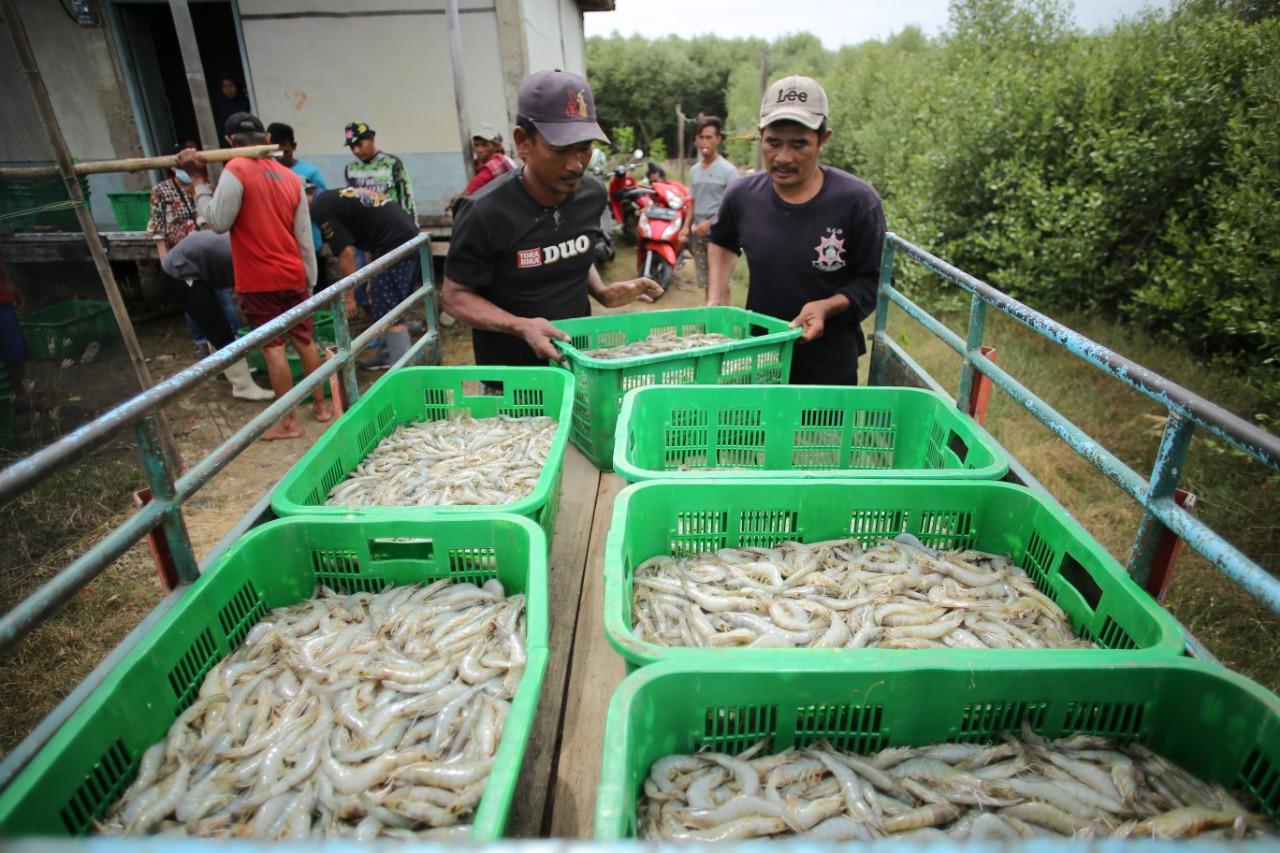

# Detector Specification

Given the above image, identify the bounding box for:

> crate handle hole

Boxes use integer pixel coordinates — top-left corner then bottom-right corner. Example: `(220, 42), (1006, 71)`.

(947, 431), (969, 463)
(748, 324), (770, 338)
(369, 537), (435, 562)
(1059, 551), (1102, 611)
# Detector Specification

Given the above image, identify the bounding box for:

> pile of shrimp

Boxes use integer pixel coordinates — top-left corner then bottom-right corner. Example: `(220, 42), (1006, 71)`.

(99, 580), (526, 840)
(640, 726), (1278, 840)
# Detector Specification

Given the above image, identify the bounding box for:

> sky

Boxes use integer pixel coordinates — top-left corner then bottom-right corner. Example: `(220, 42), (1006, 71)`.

(584, 0), (1174, 48)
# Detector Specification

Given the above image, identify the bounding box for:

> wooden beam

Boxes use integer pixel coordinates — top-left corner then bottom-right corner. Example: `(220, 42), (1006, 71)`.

(508, 446), (599, 836)
(168, 0), (222, 156)
(445, 0), (474, 177)
(547, 471), (628, 839)
(0, 145), (280, 180)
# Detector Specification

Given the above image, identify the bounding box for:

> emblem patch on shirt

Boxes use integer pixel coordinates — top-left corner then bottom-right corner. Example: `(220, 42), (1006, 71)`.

(812, 228), (846, 272)
(517, 248), (543, 269)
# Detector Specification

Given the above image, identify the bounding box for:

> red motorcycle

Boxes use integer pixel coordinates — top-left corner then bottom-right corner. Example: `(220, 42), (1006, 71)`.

(607, 151), (646, 242)
(630, 176), (691, 295)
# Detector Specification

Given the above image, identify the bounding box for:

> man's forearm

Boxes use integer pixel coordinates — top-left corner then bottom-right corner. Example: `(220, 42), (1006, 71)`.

(442, 279), (529, 336)
(193, 171), (243, 234)
(707, 242), (737, 305)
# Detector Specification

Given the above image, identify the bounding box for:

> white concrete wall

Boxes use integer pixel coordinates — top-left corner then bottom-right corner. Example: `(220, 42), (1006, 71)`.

(239, 0), (514, 213)
(522, 0), (586, 75)
(0, 0), (146, 225)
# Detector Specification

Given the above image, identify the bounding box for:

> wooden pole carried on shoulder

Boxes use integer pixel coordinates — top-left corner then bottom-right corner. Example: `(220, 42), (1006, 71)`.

(0, 145), (280, 181)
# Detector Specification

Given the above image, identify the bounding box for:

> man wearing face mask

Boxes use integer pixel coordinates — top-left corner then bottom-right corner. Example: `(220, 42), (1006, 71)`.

(706, 75), (885, 385)
(442, 69), (663, 366)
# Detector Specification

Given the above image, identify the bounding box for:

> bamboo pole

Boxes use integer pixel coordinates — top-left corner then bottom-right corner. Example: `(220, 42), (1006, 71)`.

(0, 145), (280, 180)
(2, 0), (183, 471)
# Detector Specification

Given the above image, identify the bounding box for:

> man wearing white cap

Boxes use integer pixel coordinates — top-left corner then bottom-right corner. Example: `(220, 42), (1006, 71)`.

(706, 75), (886, 385)
(442, 69), (662, 366)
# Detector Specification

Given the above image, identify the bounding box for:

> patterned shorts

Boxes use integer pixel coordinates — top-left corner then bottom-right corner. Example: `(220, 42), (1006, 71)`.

(370, 255), (420, 321)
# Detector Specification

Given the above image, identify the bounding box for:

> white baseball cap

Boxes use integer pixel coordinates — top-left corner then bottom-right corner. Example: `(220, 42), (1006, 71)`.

(759, 75), (829, 131)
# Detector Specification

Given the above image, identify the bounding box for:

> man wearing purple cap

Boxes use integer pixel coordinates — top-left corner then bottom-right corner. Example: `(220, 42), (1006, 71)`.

(442, 69), (663, 366)
(706, 75), (886, 385)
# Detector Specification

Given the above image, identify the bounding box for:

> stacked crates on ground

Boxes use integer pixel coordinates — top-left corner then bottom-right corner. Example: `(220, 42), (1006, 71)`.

(596, 380), (1279, 837)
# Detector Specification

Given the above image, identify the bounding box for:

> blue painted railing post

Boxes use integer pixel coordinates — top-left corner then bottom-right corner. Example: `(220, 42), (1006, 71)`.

(331, 297), (360, 407)
(869, 234), (896, 386)
(1127, 413), (1195, 590)
(418, 241), (442, 366)
(134, 416), (199, 584)
(956, 294), (988, 413)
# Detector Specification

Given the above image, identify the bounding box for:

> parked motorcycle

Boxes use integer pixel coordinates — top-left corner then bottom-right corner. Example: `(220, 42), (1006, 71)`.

(630, 175), (692, 295)
(607, 149), (646, 243)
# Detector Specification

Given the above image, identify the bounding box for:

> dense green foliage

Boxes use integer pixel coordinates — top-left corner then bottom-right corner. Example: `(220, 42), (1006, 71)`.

(587, 0), (1280, 371)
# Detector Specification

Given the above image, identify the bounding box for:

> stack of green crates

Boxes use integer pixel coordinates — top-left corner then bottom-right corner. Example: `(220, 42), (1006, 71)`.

(594, 374), (1280, 836)
(19, 299), (119, 361)
(271, 366), (575, 548)
(612, 384), (1010, 481)
(551, 307), (802, 470)
(105, 192), (152, 231)
(0, 514), (550, 839)
(0, 176), (90, 233)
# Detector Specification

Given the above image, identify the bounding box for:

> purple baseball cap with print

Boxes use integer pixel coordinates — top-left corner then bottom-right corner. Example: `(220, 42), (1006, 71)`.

(517, 69), (609, 147)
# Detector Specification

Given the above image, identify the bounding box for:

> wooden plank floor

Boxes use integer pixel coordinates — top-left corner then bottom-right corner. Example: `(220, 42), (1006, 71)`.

(509, 445), (627, 838)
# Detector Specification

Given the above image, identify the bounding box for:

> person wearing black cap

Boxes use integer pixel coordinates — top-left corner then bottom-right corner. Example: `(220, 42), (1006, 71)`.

(343, 122), (416, 221)
(706, 75), (886, 386)
(177, 112), (333, 439)
(442, 69), (663, 366)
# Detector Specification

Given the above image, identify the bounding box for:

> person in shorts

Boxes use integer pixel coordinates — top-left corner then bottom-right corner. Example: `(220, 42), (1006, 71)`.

(308, 187), (420, 370)
(178, 112), (333, 439)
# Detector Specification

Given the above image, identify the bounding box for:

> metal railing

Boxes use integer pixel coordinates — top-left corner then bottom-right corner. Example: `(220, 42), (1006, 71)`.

(871, 232), (1280, 618)
(0, 233), (441, 656)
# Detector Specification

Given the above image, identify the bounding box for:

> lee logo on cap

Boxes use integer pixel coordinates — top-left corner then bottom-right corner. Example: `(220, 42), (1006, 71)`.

(776, 88), (808, 103)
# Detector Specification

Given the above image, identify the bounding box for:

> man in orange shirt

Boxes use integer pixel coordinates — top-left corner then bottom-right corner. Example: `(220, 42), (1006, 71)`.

(178, 113), (333, 440)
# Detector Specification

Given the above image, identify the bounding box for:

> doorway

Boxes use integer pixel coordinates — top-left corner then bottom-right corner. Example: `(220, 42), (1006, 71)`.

(111, 1), (250, 154)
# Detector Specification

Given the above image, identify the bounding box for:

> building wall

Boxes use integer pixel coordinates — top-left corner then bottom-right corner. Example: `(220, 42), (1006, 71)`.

(239, 0), (514, 215)
(0, 0), (146, 227)
(522, 0), (585, 75)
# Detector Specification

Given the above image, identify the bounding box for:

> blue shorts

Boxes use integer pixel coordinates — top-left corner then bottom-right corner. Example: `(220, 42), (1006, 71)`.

(0, 302), (27, 365)
(370, 256), (420, 320)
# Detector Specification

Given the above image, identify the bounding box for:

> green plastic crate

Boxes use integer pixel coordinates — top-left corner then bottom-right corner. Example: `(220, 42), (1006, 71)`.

(236, 310), (335, 396)
(604, 479), (1184, 670)
(0, 513), (549, 840)
(595, 657), (1280, 838)
(19, 299), (119, 361)
(0, 176), (90, 233)
(551, 307), (802, 470)
(271, 366), (574, 546)
(614, 384), (1010, 482)
(105, 192), (151, 231)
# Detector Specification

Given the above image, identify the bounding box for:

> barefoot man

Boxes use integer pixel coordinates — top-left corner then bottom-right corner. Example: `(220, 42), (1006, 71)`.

(178, 112), (333, 439)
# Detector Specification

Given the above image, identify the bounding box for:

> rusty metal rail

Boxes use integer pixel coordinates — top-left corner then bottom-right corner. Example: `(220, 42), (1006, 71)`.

(0, 233), (441, 655)
(870, 232), (1280, 617)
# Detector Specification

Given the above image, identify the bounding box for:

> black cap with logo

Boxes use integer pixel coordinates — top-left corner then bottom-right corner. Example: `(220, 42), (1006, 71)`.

(517, 69), (608, 147)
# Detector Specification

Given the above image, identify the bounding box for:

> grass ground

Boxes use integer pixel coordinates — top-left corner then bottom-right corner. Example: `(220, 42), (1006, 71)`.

(882, 302), (1278, 689)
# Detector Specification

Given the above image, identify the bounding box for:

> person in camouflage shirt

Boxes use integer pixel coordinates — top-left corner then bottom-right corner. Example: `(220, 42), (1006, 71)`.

(343, 122), (416, 221)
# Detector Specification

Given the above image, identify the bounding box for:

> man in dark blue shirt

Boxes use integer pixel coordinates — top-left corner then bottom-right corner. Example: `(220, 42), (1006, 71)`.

(707, 75), (886, 385)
